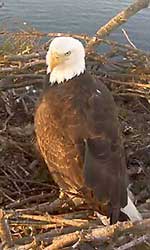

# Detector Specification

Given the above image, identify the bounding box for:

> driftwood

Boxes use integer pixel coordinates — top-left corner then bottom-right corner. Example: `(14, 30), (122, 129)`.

(0, 0), (150, 249)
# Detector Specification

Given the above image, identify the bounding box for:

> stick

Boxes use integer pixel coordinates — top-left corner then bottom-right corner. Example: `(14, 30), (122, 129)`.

(100, 77), (150, 89)
(43, 231), (80, 250)
(13, 197), (70, 214)
(122, 29), (137, 49)
(114, 235), (150, 250)
(3, 241), (36, 250)
(6, 191), (57, 209)
(14, 225), (84, 246)
(0, 209), (14, 248)
(0, 79), (44, 91)
(0, 31), (90, 42)
(4, 52), (46, 62)
(17, 214), (89, 227)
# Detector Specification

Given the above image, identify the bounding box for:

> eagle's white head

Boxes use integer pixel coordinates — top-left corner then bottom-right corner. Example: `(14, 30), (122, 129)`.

(46, 37), (85, 84)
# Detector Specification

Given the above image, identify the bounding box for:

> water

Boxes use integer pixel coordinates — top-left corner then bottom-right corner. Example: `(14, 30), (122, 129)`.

(0, 0), (149, 50)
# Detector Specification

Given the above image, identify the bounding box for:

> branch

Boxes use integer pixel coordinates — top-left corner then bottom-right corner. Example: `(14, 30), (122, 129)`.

(17, 214), (89, 228)
(86, 0), (150, 49)
(5, 191), (57, 209)
(0, 79), (44, 91)
(4, 52), (46, 62)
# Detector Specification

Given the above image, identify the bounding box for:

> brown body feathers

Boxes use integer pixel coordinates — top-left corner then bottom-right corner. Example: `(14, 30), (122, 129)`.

(35, 72), (128, 224)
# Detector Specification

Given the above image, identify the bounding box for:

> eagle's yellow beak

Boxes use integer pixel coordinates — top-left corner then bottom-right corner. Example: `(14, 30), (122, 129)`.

(50, 52), (65, 71)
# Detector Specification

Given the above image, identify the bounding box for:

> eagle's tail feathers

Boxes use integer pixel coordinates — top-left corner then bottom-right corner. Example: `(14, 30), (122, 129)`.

(121, 196), (142, 222)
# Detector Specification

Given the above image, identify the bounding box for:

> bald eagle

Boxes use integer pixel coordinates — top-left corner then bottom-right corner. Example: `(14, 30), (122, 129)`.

(35, 37), (142, 224)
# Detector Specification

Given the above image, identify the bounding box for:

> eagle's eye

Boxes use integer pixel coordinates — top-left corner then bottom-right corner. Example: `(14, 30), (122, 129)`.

(65, 51), (71, 56)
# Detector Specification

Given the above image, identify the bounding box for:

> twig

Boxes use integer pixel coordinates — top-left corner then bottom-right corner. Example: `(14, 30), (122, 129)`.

(22, 59), (45, 70)
(5, 191), (57, 209)
(4, 52), (46, 62)
(17, 214), (89, 227)
(0, 31), (90, 42)
(0, 79), (44, 91)
(2, 73), (44, 79)
(0, 135), (33, 156)
(98, 77), (150, 89)
(0, 67), (19, 73)
(0, 168), (21, 195)
(1, 177), (54, 188)
(122, 28), (137, 49)
(0, 115), (13, 134)
(114, 92), (150, 99)
(14, 225), (83, 246)
(5, 241), (37, 250)
(0, 190), (15, 203)
(12, 197), (69, 214)
(114, 235), (150, 250)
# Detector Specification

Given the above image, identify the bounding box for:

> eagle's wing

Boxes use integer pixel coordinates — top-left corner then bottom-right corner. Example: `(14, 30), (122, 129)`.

(83, 79), (128, 223)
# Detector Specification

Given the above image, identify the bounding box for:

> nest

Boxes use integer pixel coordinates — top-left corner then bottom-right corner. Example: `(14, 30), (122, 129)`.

(0, 0), (150, 249)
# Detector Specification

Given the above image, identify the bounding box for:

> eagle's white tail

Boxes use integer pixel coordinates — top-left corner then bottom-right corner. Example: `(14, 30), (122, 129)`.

(121, 195), (142, 221)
